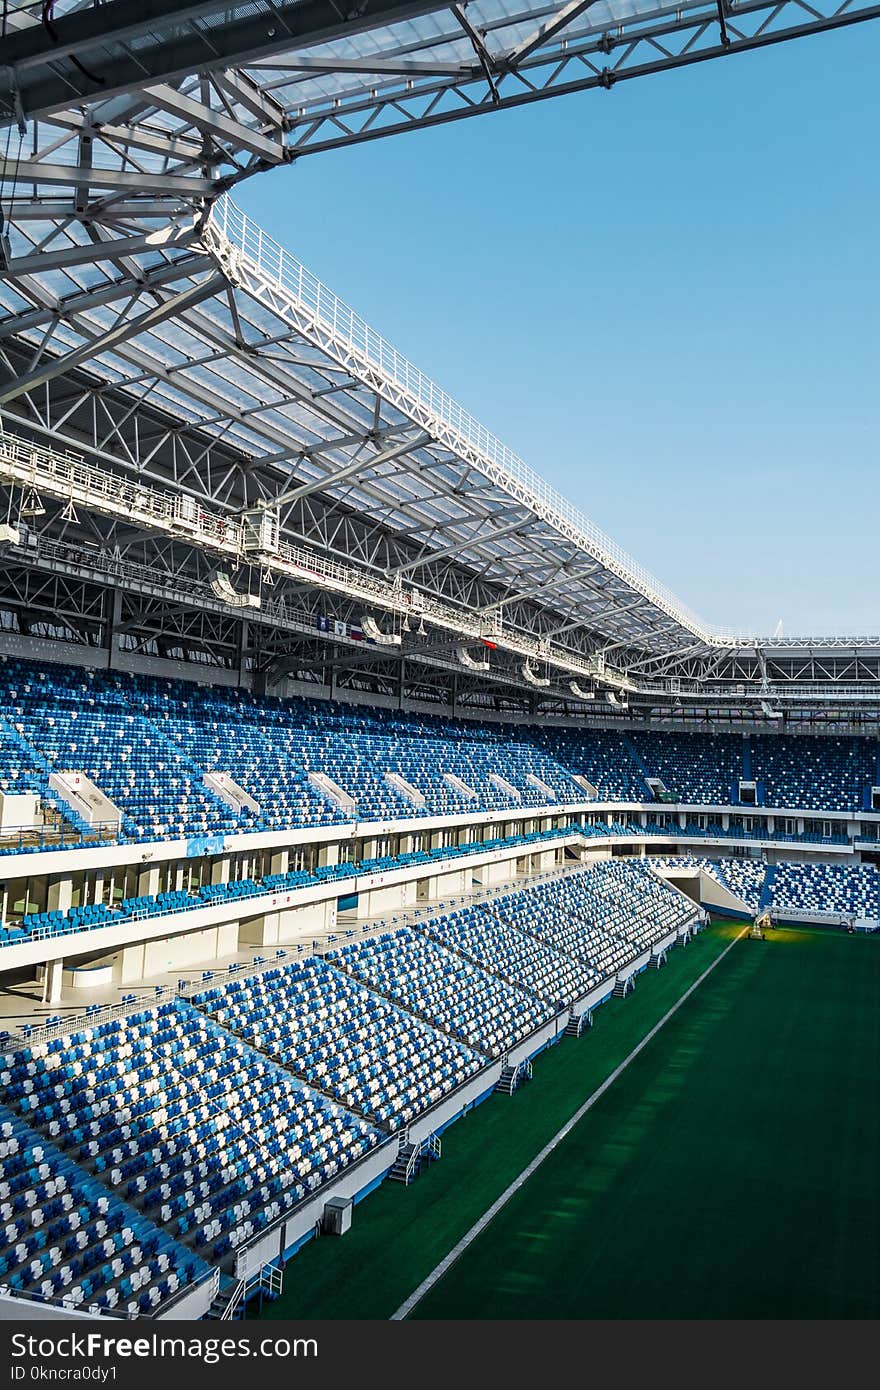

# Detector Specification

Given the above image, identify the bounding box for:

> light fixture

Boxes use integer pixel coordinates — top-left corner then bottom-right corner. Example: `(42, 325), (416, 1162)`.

(360, 614), (402, 646)
(209, 570), (261, 609)
(458, 646), (490, 672)
(522, 662), (550, 688)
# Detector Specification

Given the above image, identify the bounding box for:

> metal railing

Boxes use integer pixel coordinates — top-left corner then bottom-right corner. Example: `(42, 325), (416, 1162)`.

(2, 843), (589, 1046)
(3, 823), (580, 944)
(0, 429), (233, 547)
(210, 195), (721, 641)
(0, 817), (119, 852)
(219, 1261), (282, 1320)
(0, 1263), (219, 1322)
(0, 430), (708, 675)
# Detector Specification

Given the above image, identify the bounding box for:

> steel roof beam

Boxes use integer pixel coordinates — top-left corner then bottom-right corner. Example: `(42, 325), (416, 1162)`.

(0, 272), (227, 406)
(2, 221), (199, 278)
(0, 159), (216, 197)
(0, 255), (214, 341)
(504, 0), (601, 66)
(143, 82), (288, 164)
(387, 515), (530, 576)
(0, 0), (456, 123)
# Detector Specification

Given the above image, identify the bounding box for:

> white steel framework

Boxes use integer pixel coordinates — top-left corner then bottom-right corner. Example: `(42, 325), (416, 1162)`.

(0, 0), (877, 721)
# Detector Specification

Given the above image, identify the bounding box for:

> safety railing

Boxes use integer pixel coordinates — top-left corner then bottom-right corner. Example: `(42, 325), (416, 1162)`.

(1, 824), (581, 946)
(0, 817), (120, 852)
(210, 194), (724, 641)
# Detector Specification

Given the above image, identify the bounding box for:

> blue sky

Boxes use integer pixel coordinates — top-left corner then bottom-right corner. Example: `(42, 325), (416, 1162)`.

(241, 25), (879, 638)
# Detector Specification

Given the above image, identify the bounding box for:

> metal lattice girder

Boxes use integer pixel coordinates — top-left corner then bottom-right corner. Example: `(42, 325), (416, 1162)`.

(4, 187), (880, 705)
(4, 0), (879, 133)
(0, 425), (670, 690)
(1, 195), (707, 680)
(1, 0), (878, 293)
(0, 1), (449, 120)
(0, 0), (877, 714)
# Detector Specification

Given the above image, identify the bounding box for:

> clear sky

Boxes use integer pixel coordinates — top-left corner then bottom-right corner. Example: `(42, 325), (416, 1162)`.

(240, 24), (880, 639)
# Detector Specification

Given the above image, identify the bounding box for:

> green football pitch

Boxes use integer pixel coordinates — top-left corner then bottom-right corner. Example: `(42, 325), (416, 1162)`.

(256, 920), (879, 1321)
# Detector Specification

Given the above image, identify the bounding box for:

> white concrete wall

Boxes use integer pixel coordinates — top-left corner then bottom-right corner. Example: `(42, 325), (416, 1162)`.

(236, 1141), (397, 1276)
(507, 1012), (567, 1067)
(408, 1065), (502, 1144)
(0, 1293), (104, 1321)
(141, 923), (239, 976)
(699, 872), (754, 915)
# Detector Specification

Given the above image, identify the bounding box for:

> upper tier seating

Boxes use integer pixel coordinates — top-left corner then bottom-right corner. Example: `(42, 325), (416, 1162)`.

(2, 658), (880, 857)
(0, 658), (590, 845)
(533, 728), (647, 801)
(0, 1000), (380, 1264)
(192, 957), (484, 1130)
(750, 735), (876, 813)
(628, 731), (745, 805)
(0, 1106), (210, 1315)
(0, 662), (247, 842)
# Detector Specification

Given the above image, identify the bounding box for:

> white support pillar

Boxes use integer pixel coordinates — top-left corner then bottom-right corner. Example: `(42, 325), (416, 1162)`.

(117, 942), (146, 984)
(241, 913), (280, 947)
(270, 849), (289, 875)
(137, 865), (161, 897)
(47, 876), (73, 914)
(210, 857), (230, 887)
(43, 959), (64, 1006)
(215, 921), (238, 959)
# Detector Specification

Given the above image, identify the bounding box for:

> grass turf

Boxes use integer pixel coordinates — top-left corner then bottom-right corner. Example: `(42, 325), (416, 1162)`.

(255, 921), (742, 1321)
(412, 924), (880, 1319)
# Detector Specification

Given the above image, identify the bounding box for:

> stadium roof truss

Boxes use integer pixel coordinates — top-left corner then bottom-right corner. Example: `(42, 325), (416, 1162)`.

(0, 0), (878, 722)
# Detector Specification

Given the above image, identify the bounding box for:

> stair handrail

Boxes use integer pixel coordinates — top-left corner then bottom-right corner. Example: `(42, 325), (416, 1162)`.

(220, 1261), (283, 1320)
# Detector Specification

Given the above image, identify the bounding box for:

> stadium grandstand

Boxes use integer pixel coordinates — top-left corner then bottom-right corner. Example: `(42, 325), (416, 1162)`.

(0, 0), (877, 1327)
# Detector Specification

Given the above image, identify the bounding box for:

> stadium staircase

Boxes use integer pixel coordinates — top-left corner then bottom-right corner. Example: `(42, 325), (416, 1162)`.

(495, 1058), (533, 1095)
(759, 864), (776, 910)
(208, 1263), (283, 1320)
(742, 738), (753, 782)
(0, 713), (91, 837)
(613, 974), (635, 998)
(390, 1132), (442, 1185)
(621, 734), (656, 800)
(565, 1009), (592, 1038)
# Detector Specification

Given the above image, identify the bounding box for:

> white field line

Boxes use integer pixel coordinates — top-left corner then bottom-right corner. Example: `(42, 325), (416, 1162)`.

(390, 922), (750, 1320)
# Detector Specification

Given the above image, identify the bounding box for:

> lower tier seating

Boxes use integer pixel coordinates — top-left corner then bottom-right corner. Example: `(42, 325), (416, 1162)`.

(327, 928), (555, 1058)
(191, 957), (485, 1131)
(769, 861), (879, 919)
(416, 902), (599, 1008)
(0, 1000), (380, 1266)
(0, 1106), (210, 1315)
